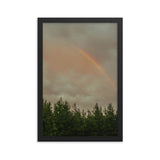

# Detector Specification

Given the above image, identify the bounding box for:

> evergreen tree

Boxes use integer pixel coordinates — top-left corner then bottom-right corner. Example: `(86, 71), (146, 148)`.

(43, 100), (57, 136)
(42, 99), (118, 136)
(104, 104), (118, 136)
(53, 99), (73, 136)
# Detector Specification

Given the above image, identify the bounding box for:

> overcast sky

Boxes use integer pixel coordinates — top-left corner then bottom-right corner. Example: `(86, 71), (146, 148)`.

(43, 23), (117, 110)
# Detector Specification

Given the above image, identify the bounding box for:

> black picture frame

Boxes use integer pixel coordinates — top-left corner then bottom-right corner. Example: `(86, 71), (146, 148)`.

(38, 18), (123, 141)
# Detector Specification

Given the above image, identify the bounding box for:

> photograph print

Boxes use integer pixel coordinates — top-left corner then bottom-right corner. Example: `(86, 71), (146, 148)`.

(38, 18), (122, 141)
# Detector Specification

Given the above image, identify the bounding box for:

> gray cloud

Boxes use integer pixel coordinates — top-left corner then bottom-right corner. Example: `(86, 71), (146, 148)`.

(43, 23), (117, 110)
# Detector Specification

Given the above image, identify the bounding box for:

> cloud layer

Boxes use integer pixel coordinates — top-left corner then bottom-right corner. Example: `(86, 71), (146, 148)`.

(43, 23), (117, 110)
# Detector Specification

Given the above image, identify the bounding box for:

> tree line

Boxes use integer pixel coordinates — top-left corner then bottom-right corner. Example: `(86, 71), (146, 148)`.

(43, 99), (118, 136)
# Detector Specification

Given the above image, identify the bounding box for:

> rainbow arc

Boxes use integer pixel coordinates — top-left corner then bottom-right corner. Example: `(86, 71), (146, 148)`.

(64, 41), (117, 91)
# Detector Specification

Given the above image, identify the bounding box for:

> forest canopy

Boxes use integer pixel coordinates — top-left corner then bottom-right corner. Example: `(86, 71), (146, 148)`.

(43, 99), (118, 136)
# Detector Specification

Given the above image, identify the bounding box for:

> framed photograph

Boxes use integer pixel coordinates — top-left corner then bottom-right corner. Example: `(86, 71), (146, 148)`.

(38, 18), (123, 141)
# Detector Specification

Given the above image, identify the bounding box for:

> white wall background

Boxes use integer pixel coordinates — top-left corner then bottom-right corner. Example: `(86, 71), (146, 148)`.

(0, 0), (160, 160)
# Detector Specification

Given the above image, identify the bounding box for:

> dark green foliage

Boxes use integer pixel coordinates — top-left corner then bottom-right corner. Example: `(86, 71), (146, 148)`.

(53, 100), (73, 136)
(43, 99), (118, 136)
(104, 104), (118, 136)
(43, 100), (57, 136)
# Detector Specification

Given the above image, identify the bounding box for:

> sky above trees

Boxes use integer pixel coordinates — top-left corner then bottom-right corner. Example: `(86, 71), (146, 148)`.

(43, 23), (117, 110)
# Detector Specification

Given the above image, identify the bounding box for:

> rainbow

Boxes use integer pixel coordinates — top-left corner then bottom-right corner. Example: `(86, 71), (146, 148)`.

(69, 44), (117, 91)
